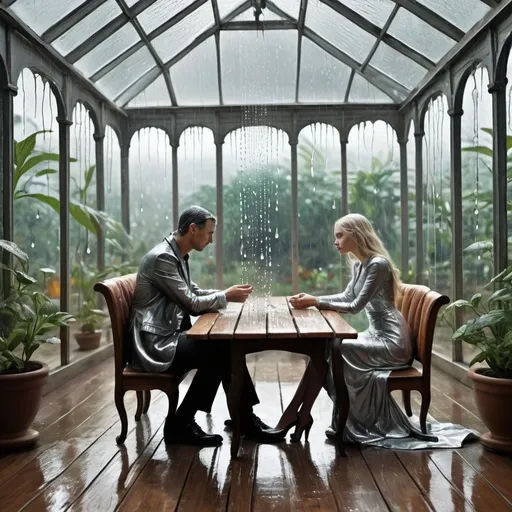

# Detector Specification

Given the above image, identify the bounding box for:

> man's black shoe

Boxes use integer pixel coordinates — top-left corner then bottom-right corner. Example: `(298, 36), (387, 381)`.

(225, 413), (286, 443)
(325, 427), (337, 441)
(224, 414), (272, 431)
(164, 419), (223, 446)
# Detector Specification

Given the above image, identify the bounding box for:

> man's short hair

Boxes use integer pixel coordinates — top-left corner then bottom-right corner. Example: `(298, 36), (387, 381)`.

(176, 205), (216, 235)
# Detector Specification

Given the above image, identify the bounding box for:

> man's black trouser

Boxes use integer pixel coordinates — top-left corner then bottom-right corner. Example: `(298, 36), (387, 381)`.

(168, 334), (259, 420)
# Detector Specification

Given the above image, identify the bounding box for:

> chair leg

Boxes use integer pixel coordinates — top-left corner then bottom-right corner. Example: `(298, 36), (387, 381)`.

(402, 390), (413, 417)
(163, 389), (179, 442)
(419, 390), (431, 434)
(143, 390), (151, 414)
(135, 391), (144, 421)
(115, 388), (128, 444)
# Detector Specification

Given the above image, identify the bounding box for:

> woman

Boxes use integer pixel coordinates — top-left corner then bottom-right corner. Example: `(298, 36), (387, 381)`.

(277, 213), (475, 449)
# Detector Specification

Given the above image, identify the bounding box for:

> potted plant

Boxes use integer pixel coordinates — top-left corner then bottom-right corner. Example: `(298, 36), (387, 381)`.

(0, 240), (73, 450)
(445, 264), (512, 453)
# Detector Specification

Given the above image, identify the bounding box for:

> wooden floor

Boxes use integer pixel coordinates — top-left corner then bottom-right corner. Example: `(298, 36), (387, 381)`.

(1, 352), (512, 511)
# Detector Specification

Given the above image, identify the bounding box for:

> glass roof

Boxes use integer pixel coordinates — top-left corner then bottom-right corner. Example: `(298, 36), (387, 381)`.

(7, 0), (497, 108)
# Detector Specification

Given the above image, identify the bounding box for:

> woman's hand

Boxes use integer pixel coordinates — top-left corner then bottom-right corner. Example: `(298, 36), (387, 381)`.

(288, 293), (320, 309)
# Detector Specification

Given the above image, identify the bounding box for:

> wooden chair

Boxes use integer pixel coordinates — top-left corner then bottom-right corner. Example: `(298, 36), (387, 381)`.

(388, 284), (450, 433)
(94, 274), (180, 444)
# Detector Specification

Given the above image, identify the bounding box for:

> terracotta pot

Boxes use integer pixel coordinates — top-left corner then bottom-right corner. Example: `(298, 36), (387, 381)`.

(0, 362), (49, 450)
(468, 368), (512, 453)
(74, 330), (102, 350)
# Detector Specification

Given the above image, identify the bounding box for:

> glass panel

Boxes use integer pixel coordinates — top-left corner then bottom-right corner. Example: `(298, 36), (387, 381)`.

(151, 2), (215, 63)
(422, 95), (452, 360)
(348, 73), (394, 103)
(461, 66), (493, 365)
(170, 36), (219, 106)
(178, 128), (217, 288)
(370, 42), (428, 89)
(126, 74), (172, 107)
(232, 9), (284, 21)
(305, 2), (376, 64)
(387, 8), (457, 63)
(406, 121), (416, 283)
(221, 31), (296, 104)
(74, 24), (140, 78)
(272, 0), (300, 20)
(137, 0), (197, 34)
(419, 0), (490, 31)
(10, 0), (86, 35)
(298, 123), (342, 296)
(218, 0), (245, 21)
(223, 124), (292, 295)
(337, 0), (395, 28)
(13, 69), (62, 370)
(299, 38), (351, 103)
(95, 47), (156, 99)
(347, 121), (401, 269)
(52, 1), (123, 55)
(129, 128), (173, 248)
(70, 103), (102, 361)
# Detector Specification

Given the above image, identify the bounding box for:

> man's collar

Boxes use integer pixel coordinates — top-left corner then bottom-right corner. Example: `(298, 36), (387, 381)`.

(165, 233), (189, 262)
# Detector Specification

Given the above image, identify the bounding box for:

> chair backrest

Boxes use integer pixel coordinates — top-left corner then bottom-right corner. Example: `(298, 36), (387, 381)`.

(396, 284), (450, 369)
(94, 274), (137, 377)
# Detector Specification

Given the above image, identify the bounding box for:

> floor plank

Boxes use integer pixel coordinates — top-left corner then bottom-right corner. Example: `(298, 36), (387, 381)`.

(0, 354), (511, 512)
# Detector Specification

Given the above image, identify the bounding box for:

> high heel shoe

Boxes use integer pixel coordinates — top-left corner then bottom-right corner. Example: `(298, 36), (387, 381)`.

(290, 415), (314, 443)
(277, 417), (298, 435)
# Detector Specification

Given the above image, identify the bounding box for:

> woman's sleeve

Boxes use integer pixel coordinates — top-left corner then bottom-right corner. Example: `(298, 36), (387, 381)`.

(317, 258), (388, 314)
(316, 264), (357, 309)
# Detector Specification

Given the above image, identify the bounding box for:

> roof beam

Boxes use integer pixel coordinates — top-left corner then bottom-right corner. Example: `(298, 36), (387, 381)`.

(389, 0), (465, 41)
(344, 69), (355, 103)
(211, 0), (223, 105)
(65, 0), (157, 64)
(320, 0), (434, 69)
(221, 20), (296, 30)
(361, 4), (399, 71)
(3, 0), (17, 7)
(114, 0), (177, 105)
(90, 0), (210, 82)
(42, 0), (109, 43)
(121, 1), (252, 106)
(304, 27), (408, 102)
(266, 0), (296, 22)
(295, 0), (308, 102)
(479, 0), (499, 7)
(117, 66), (161, 107)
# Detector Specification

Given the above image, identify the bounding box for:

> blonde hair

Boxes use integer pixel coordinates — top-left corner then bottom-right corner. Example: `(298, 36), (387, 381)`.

(334, 213), (402, 298)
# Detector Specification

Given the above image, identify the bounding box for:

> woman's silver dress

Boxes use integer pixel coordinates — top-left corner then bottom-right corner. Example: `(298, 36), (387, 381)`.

(318, 256), (476, 449)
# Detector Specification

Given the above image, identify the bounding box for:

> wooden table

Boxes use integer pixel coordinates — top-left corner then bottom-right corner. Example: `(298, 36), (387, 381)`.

(187, 296), (358, 458)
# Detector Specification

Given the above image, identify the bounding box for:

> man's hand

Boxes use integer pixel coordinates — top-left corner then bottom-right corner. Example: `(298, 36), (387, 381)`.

(288, 293), (320, 309)
(224, 284), (253, 303)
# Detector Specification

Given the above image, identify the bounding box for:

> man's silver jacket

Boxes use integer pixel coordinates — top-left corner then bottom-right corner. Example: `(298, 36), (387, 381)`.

(130, 234), (226, 372)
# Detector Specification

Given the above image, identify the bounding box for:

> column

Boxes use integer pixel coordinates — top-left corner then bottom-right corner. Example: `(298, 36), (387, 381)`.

(120, 142), (130, 234)
(340, 137), (348, 216)
(57, 116), (72, 366)
(94, 132), (105, 271)
(448, 108), (463, 362)
(215, 136), (224, 289)
(489, 79), (508, 275)
(172, 143), (179, 229)
(414, 129), (425, 284)
(398, 138), (408, 280)
(290, 138), (299, 295)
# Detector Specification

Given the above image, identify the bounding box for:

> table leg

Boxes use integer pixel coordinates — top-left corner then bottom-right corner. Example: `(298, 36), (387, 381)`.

(228, 342), (245, 459)
(331, 338), (349, 457)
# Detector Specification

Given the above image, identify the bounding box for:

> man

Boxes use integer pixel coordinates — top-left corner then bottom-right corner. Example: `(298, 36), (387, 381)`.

(130, 205), (284, 446)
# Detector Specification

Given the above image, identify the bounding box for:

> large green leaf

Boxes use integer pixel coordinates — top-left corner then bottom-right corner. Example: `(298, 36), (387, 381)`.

(16, 193), (99, 234)
(461, 145), (493, 157)
(14, 130), (48, 170)
(0, 239), (29, 270)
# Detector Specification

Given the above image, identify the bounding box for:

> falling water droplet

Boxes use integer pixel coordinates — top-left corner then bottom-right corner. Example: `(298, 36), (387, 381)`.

(31, 242), (35, 248)
(275, 227), (279, 239)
